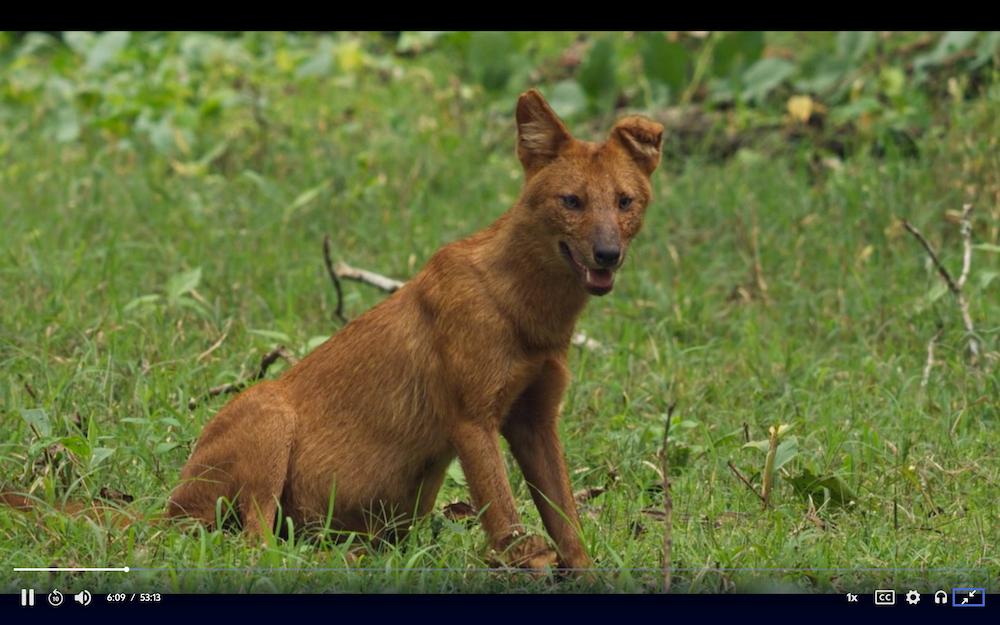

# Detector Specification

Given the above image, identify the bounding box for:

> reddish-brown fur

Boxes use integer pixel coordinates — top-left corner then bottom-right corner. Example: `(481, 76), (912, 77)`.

(163, 89), (663, 569)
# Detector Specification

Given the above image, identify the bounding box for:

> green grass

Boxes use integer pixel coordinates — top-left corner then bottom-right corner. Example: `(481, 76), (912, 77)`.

(1, 34), (998, 594)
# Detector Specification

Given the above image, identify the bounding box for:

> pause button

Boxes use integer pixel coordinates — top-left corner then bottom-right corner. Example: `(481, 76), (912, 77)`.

(21, 588), (35, 606)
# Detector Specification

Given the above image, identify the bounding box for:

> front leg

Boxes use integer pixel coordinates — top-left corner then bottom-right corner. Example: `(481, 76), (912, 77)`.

(502, 359), (591, 570)
(451, 419), (557, 569)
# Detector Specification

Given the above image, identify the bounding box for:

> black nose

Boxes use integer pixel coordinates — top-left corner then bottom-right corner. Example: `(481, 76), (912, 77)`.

(593, 245), (621, 268)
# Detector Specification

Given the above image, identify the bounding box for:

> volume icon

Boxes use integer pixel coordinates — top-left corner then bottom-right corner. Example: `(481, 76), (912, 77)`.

(74, 590), (92, 606)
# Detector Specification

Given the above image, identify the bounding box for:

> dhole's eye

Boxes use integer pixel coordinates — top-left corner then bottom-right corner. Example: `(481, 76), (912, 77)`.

(618, 195), (633, 211)
(561, 195), (582, 210)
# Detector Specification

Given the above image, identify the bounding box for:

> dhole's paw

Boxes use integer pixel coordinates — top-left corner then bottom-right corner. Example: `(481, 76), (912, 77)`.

(495, 534), (558, 572)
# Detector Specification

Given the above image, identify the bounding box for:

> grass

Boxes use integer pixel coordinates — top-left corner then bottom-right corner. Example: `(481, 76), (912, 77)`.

(1, 34), (998, 594)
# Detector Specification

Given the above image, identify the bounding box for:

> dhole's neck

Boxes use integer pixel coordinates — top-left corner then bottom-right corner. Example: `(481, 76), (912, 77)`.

(470, 207), (589, 351)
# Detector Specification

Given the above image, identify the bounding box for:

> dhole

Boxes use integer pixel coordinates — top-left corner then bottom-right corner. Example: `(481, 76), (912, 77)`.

(166, 89), (663, 570)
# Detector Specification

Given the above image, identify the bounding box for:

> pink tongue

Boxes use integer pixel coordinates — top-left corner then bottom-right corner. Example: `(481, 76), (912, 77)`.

(586, 268), (614, 288)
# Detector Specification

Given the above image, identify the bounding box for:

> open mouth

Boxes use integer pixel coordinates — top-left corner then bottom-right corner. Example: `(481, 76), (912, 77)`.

(559, 242), (615, 296)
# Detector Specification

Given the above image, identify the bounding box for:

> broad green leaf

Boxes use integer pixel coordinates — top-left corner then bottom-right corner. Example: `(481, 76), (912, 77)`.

(20, 408), (51, 437)
(712, 31), (764, 77)
(973, 31), (1000, 67)
(915, 32), (980, 69)
(973, 243), (1000, 253)
(153, 441), (179, 455)
(63, 31), (95, 56)
(296, 38), (333, 78)
(740, 58), (796, 103)
(773, 436), (799, 472)
(743, 439), (770, 453)
(785, 469), (859, 508)
(54, 107), (80, 143)
(577, 37), (617, 104)
(978, 271), (998, 290)
(90, 447), (116, 468)
(305, 335), (329, 353)
(836, 31), (874, 63)
(467, 32), (513, 92)
(935, 31), (979, 57)
(149, 117), (175, 155)
(396, 31), (447, 55)
(446, 459), (467, 487)
(743, 436), (798, 471)
(60, 435), (90, 458)
(640, 33), (690, 99)
(548, 80), (588, 119)
(85, 31), (130, 72)
(829, 97), (881, 124)
(166, 267), (202, 301)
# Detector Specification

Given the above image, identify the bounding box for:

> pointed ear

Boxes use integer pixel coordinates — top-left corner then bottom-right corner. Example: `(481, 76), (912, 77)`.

(516, 89), (573, 175)
(610, 115), (664, 176)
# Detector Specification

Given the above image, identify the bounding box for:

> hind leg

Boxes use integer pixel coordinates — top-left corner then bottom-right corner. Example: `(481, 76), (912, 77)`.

(167, 381), (296, 539)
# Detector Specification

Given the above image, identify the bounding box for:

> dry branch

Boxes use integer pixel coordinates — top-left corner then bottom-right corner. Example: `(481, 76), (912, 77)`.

(903, 204), (979, 363)
(189, 346), (299, 410)
(323, 235), (349, 325)
(334, 261), (405, 293)
(727, 459), (767, 504)
(196, 319), (232, 363)
(921, 326), (944, 389)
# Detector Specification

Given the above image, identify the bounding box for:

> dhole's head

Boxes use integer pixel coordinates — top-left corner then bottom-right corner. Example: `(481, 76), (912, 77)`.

(514, 88), (663, 296)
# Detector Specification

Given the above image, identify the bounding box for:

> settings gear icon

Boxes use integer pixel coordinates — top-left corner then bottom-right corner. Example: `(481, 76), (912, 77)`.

(906, 590), (921, 605)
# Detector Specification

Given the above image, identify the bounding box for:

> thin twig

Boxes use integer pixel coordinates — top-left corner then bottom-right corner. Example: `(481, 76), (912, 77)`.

(254, 346), (299, 380)
(334, 261), (405, 293)
(196, 319), (232, 363)
(903, 205), (979, 362)
(18, 374), (38, 402)
(957, 204), (973, 289)
(189, 346), (299, 409)
(323, 235), (348, 325)
(921, 326), (944, 389)
(661, 401), (677, 593)
(902, 220), (960, 294)
(727, 460), (767, 504)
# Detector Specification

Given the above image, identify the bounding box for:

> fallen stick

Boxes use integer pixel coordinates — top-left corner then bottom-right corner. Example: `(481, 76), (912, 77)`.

(189, 346), (299, 409)
(921, 326), (944, 389)
(322, 235), (349, 325)
(727, 459), (767, 504)
(903, 205), (979, 363)
(333, 260), (404, 293)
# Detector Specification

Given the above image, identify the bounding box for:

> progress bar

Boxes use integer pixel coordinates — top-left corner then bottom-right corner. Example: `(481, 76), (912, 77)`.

(14, 567), (130, 572)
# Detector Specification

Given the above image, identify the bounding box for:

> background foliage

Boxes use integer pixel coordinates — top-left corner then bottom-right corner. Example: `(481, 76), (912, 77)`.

(1, 31), (998, 593)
